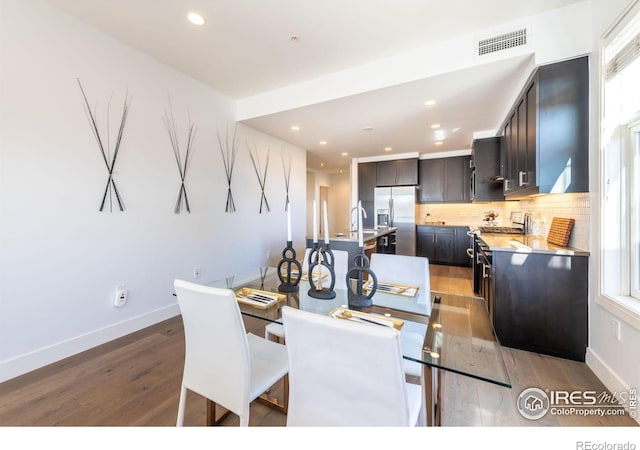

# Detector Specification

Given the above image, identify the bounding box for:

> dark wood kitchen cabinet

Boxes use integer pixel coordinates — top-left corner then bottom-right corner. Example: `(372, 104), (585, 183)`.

(376, 158), (418, 186)
(492, 250), (589, 362)
(417, 159), (444, 202)
(471, 137), (504, 202)
(418, 156), (471, 203)
(500, 55), (589, 198)
(357, 162), (376, 227)
(416, 225), (471, 267)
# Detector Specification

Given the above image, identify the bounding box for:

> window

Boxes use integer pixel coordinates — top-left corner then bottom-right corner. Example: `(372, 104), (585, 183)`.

(600, 3), (640, 324)
(630, 124), (640, 300)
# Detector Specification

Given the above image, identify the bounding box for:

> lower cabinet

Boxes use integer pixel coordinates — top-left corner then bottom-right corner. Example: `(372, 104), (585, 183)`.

(491, 251), (588, 362)
(416, 226), (471, 267)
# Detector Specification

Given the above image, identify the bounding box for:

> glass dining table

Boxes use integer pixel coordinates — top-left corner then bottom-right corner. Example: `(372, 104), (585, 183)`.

(206, 266), (512, 426)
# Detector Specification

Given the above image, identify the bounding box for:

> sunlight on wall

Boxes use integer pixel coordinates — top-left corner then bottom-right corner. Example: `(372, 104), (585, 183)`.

(550, 157), (572, 193)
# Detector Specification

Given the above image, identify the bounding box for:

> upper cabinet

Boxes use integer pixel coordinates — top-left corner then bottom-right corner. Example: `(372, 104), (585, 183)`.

(471, 137), (504, 202)
(376, 158), (418, 186)
(501, 56), (589, 198)
(418, 156), (471, 203)
(358, 162), (377, 202)
(357, 162), (376, 227)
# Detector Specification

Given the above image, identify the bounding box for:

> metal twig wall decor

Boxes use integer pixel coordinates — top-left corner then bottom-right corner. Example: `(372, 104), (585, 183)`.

(162, 97), (196, 214)
(281, 151), (292, 212)
(217, 126), (238, 213)
(248, 142), (271, 213)
(77, 78), (131, 212)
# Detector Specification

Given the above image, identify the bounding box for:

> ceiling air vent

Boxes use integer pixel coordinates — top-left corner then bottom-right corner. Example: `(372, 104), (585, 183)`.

(478, 28), (527, 56)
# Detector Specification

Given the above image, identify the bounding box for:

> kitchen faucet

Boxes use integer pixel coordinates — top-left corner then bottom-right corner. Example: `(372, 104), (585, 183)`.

(350, 205), (368, 232)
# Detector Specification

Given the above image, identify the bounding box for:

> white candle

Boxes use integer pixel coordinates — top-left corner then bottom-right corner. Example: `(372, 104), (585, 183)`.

(287, 202), (292, 242)
(358, 200), (363, 248)
(313, 200), (318, 243)
(323, 201), (329, 244)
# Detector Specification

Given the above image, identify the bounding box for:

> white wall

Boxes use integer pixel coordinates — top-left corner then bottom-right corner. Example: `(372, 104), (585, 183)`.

(237, 1), (593, 121)
(588, 0), (640, 422)
(0, 0), (307, 382)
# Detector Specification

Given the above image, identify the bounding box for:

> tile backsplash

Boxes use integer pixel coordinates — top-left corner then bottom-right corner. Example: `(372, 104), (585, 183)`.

(416, 192), (590, 250)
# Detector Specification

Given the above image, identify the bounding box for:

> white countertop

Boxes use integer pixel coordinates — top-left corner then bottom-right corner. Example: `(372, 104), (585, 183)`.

(478, 233), (589, 256)
(308, 227), (397, 243)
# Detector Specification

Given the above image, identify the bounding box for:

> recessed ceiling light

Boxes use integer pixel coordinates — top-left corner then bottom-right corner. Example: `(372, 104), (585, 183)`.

(341, 152), (349, 156)
(187, 12), (205, 26)
(434, 141), (443, 146)
(362, 126), (373, 131)
(290, 125), (300, 131)
(290, 35), (300, 42)
(320, 163), (324, 167)
(319, 140), (327, 145)
(435, 130), (446, 140)
(424, 100), (437, 106)
(384, 147), (392, 152)
(431, 124), (441, 129)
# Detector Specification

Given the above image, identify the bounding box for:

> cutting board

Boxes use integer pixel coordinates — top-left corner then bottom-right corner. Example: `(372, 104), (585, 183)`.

(547, 217), (575, 247)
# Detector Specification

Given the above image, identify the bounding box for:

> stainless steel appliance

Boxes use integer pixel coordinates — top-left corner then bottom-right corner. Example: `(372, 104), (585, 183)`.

(376, 209), (390, 227)
(374, 186), (416, 256)
(468, 216), (525, 295)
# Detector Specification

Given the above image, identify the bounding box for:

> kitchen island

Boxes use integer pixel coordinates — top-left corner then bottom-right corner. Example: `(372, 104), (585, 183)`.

(305, 227), (397, 266)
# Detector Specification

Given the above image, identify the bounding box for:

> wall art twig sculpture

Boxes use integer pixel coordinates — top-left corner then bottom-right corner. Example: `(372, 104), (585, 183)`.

(162, 97), (196, 214)
(281, 151), (292, 212)
(217, 126), (238, 213)
(248, 142), (271, 213)
(77, 78), (131, 212)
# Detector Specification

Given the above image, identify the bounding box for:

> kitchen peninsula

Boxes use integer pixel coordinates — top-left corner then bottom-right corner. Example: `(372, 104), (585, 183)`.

(305, 227), (397, 264)
(475, 231), (590, 362)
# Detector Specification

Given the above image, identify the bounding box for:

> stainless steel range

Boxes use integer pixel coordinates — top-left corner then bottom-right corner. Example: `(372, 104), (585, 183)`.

(469, 212), (525, 296)
(478, 226), (524, 234)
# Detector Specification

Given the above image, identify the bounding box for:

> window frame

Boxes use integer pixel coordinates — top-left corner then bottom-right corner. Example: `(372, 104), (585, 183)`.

(597, 0), (640, 329)
(629, 123), (640, 300)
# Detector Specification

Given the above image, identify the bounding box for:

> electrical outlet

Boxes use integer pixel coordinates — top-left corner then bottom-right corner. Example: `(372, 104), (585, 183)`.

(193, 267), (201, 279)
(612, 319), (621, 341)
(114, 284), (127, 308)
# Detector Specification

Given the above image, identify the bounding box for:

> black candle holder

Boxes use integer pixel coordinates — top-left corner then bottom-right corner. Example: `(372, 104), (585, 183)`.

(307, 243), (336, 299)
(345, 246), (378, 309)
(277, 241), (302, 292)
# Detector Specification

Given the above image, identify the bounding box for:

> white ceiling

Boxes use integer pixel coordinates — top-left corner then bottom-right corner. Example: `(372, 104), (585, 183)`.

(45, 0), (584, 172)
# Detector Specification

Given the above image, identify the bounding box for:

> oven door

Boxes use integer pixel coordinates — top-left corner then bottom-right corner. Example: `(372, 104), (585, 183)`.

(472, 235), (483, 294)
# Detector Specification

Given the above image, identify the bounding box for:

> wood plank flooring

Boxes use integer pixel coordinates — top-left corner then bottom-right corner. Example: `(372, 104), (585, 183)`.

(0, 264), (636, 427)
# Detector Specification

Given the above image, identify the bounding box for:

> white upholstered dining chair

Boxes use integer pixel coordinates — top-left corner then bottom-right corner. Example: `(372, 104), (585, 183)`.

(174, 279), (289, 426)
(265, 248), (349, 343)
(281, 305), (424, 426)
(369, 253), (431, 379)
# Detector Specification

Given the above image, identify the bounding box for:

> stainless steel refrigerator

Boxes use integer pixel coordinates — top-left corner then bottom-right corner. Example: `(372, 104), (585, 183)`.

(374, 186), (416, 256)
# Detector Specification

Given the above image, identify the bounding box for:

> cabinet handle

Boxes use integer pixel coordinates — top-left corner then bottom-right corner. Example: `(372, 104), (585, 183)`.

(483, 263), (490, 278)
(471, 170), (476, 198)
(505, 179), (510, 191)
(518, 170), (527, 187)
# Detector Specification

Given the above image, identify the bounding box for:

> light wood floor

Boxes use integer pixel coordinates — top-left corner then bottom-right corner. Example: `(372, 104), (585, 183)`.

(0, 265), (636, 427)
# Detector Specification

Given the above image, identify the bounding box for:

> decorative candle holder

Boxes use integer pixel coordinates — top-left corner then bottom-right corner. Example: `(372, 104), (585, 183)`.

(346, 246), (378, 309)
(277, 241), (302, 292)
(307, 243), (337, 299)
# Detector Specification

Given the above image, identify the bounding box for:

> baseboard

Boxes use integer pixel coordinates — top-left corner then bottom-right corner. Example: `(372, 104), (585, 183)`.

(0, 304), (181, 383)
(586, 347), (640, 425)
